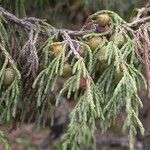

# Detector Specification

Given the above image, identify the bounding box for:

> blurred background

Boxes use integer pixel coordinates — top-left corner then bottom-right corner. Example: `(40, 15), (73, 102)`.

(0, 0), (148, 29)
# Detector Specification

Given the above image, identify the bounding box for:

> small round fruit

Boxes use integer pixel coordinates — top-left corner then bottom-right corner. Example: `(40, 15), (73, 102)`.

(96, 14), (110, 26)
(98, 46), (107, 62)
(114, 69), (123, 82)
(77, 45), (85, 57)
(95, 62), (108, 79)
(96, 25), (109, 33)
(62, 63), (72, 78)
(3, 68), (15, 86)
(98, 62), (108, 75)
(110, 33), (125, 48)
(80, 77), (87, 89)
(88, 37), (103, 51)
(52, 44), (63, 57)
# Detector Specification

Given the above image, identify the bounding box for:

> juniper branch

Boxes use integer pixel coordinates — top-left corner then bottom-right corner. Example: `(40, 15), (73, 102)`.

(0, 5), (149, 150)
(0, 6), (95, 37)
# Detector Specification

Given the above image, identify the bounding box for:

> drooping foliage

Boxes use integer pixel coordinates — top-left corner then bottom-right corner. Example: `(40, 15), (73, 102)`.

(0, 130), (10, 150)
(0, 1), (150, 150)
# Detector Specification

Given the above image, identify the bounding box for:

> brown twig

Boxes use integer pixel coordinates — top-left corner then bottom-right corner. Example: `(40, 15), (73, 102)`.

(128, 5), (150, 27)
(19, 30), (39, 78)
(0, 6), (94, 37)
(128, 16), (150, 26)
(0, 6), (37, 31)
(134, 24), (150, 99)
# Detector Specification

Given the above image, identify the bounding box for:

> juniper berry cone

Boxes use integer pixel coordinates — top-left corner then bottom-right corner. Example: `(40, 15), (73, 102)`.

(96, 25), (108, 33)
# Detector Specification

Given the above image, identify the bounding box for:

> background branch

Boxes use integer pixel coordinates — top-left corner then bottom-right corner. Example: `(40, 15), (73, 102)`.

(0, 6), (94, 37)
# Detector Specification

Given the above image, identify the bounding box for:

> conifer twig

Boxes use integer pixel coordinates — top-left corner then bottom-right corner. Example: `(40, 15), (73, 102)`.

(0, 6), (94, 37)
